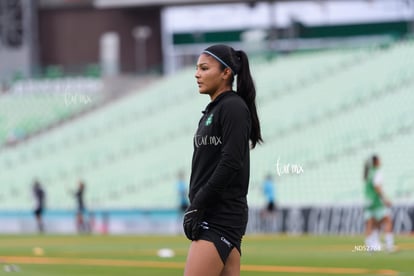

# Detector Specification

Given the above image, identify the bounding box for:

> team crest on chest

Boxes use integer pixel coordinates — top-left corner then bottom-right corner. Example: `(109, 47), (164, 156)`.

(205, 113), (214, 126)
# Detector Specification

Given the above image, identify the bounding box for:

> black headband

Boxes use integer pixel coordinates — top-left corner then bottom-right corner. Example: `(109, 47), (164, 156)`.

(203, 44), (240, 75)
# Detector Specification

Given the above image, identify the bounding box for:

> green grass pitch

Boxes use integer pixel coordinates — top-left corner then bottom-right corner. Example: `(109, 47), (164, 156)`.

(0, 234), (412, 275)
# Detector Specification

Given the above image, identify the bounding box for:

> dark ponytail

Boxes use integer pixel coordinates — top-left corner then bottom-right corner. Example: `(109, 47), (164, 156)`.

(235, 50), (262, 148)
(202, 44), (263, 148)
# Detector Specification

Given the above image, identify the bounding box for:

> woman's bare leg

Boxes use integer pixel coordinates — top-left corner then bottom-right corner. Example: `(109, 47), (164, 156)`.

(184, 240), (224, 276)
(220, 248), (240, 276)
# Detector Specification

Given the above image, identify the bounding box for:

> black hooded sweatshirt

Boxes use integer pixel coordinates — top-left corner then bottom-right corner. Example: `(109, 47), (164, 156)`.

(189, 90), (251, 229)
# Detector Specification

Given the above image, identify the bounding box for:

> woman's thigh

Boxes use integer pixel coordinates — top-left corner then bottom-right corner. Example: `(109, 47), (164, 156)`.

(220, 248), (240, 276)
(184, 240), (224, 276)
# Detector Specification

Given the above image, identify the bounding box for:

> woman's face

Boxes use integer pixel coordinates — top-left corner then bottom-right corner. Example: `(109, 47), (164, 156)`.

(195, 54), (231, 98)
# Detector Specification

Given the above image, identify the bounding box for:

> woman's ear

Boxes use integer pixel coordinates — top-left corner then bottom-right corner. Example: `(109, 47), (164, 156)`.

(222, 67), (232, 80)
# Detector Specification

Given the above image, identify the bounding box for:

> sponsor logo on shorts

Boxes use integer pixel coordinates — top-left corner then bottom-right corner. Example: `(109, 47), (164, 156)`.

(220, 237), (232, 248)
(201, 221), (209, 230)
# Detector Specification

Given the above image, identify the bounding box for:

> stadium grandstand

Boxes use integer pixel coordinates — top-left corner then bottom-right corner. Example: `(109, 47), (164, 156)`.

(1, 38), (414, 209)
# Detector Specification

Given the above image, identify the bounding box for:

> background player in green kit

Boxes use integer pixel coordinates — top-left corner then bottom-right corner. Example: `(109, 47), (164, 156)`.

(364, 155), (396, 252)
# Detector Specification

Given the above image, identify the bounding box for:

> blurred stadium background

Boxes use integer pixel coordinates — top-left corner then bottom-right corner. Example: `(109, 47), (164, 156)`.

(1, 0), (414, 268)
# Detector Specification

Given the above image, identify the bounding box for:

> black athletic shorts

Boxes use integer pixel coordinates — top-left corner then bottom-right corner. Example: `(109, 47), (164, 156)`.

(197, 221), (243, 264)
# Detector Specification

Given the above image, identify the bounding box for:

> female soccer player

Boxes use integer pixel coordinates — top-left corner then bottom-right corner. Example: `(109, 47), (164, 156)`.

(364, 155), (395, 252)
(183, 44), (262, 276)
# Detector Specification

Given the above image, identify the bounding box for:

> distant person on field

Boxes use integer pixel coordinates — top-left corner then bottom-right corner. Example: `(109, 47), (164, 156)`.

(263, 174), (276, 213)
(364, 155), (396, 252)
(73, 180), (88, 233)
(177, 171), (189, 212)
(33, 180), (45, 233)
(259, 174), (277, 232)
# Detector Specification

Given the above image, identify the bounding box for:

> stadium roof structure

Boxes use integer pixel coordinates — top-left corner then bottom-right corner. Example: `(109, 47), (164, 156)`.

(93, 0), (362, 8)
(38, 0), (386, 9)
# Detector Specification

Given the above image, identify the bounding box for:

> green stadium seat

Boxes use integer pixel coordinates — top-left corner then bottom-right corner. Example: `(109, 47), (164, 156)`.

(1, 39), (414, 210)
